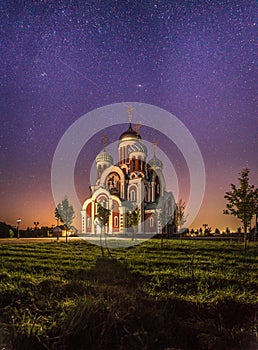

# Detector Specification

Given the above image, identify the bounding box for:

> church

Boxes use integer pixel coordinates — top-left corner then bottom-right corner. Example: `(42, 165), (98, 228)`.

(81, 107), (177, 236)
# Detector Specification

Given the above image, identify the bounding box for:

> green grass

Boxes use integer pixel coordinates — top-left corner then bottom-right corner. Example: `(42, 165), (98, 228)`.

(0, 240), (257, 349)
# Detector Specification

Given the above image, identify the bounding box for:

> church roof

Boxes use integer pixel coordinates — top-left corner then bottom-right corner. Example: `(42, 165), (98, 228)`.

(128, 141), (147, 155)
(148, 155), (163, 169)
(119, 124), (141, 141)
(96, 150), (113, 164)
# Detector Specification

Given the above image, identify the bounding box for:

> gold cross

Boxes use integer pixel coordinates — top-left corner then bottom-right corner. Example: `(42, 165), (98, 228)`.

(102, 133), (107, 150)
(127, 105), (134, 123)
(153, 140), (158, 155)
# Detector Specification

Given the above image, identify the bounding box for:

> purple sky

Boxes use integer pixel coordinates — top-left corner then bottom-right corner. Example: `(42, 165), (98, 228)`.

(0, 0), (257, 231)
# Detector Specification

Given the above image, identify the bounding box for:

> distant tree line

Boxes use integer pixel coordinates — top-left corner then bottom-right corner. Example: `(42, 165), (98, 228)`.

(0, 222), (15, 238)
(0, 222), (53, 238)
(0, 222), (77, 239)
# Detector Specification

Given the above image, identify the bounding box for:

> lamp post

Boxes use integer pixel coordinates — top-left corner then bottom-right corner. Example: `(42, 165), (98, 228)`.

(17, 218), (21, 239)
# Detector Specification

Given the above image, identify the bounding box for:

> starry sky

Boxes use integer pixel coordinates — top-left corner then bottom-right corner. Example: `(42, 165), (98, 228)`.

(0, 0), (257, 231)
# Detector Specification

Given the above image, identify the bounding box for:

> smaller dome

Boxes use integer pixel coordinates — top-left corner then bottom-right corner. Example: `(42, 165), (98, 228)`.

(128, 141), (147, 155)
(96, 150), (113, 164)
(119, 124), (141, 141)
(148, 155), (163, 169)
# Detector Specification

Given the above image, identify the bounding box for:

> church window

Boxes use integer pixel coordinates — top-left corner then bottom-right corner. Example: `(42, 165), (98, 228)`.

(150, 217), (154, 227)
(98, 165), (102, 178)
(130, 189), (136, 201)
(114, 216), (118, 227)
(132, 157), (136, 171)
(157, 184), (160, 194)
(123, 147), (126, 163)
(138, 158), (142, 170)
(87, 218), (91, 228)
(145, 185), (148, 201)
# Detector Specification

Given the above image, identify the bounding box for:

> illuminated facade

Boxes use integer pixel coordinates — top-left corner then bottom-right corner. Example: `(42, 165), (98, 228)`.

(81, 110), (176, 235)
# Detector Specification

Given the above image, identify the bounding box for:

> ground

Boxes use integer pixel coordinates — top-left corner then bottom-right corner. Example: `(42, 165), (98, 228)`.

(0, 238), (257, 350)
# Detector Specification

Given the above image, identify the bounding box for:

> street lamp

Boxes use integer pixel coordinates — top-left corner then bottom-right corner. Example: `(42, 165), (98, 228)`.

(17, 218), (21, 239)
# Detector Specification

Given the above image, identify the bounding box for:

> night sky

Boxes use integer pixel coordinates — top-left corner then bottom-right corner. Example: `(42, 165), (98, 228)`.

(0, 0), (257, 231)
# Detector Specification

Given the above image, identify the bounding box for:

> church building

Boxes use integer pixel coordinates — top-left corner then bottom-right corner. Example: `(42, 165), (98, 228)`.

(81, 107), (177, 236)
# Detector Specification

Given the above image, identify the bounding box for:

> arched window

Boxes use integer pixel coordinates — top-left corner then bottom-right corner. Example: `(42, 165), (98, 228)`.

(130, 189), (136, 201)
(87, 218), (91, 228)
(123, 147), (126, 163)
(150, 217), (154, 228)
(157, 184), (160, 194)
(145, 184), (148, 201)
(97, 165), (101, 178)
(132, 157), (136, 171)
(138, 157), (142, 171)
(114, 216), (118, 227)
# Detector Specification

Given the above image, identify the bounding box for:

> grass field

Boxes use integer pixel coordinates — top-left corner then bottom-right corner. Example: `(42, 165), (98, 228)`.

(0, 239), (257, 350)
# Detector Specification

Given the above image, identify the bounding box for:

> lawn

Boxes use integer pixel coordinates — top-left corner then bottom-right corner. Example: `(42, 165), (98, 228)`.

(0, 239), (257, 350)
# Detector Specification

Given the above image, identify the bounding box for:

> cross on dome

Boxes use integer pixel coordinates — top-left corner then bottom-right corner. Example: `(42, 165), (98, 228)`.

(127, 105), (134, 123)
(102, 132), (107, 150)
(153, 140), (158, 156)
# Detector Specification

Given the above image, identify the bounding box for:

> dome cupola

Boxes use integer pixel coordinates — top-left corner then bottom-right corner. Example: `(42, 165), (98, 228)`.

(96, 133), (113, 181)
(96, 150), (113, 164)
(119, 124), (141, 142)
(148, 140), (163, 169)
(149, 155), (163, 170)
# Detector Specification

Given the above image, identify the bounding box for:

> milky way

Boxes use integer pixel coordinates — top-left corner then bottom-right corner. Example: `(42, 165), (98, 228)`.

(0, 1), (257, 230)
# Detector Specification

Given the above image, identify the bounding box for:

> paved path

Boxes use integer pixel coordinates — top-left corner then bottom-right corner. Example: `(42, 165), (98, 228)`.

(0, 236), (146, 248)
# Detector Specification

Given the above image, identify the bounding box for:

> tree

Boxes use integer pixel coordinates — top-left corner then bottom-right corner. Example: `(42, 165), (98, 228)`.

(34, 221), (39, 230)
(9, 228), (15, 238)
(54, 207), (62, 226)
(55, 196), (75, 243)
(158, 209), (167, 247)
(204, 227), (212, 236)
(126, 206), (140, 240)
(224, 168), (258, 249)
(214, 228), (220, 235)
(97, 202), (111, 256)
(203, 223), (208, 234)
(174, 199), (186, 242)
(97, 203), (111, 231)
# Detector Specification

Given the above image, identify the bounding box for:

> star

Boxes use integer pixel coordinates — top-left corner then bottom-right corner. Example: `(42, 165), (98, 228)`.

(0, 0), (256, 232)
